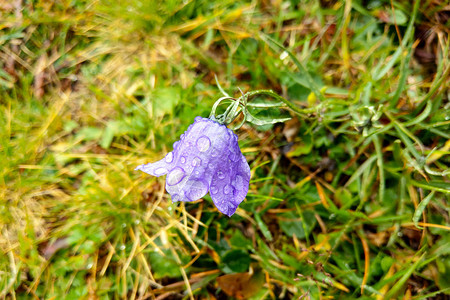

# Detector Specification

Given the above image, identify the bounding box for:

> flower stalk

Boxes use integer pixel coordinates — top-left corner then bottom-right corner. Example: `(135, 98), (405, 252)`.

(209, 89), (300, 129)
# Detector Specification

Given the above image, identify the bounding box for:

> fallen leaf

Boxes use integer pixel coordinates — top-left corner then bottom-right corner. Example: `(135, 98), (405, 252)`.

(217, 271), (264, 299)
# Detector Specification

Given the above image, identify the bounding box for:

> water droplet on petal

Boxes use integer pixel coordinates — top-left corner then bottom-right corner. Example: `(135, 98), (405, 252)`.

(195, 116), (202, 122)
(185, 179), (208, 201)
(180, 156), (186, 164)
(229, 151), (238, 162)
(196, 136), (211, 152)
(165, 152), (173, 163)
(167, 167), (186, 186)
(223, 184), (233, 195)
(192, 156), (202, 167)
(211, 147), (219, 157)
(208, 163), (215, 170)
(217, 171), (225, 179)
(210, 186), (218, 195)
(154, 167), (167, 176)
(234, 174), (244, 191)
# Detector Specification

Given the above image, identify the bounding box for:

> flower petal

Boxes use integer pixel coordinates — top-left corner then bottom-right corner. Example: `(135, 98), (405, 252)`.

(210, 169), (236, 216)
(136, 116), (251, 216)
(210, 139), (251, 217)
(230, 153), (251, 205)
(135, 151), (175, 176)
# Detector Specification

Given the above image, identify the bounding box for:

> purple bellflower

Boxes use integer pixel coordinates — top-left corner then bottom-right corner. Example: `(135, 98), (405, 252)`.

(136, 116), (250, 217)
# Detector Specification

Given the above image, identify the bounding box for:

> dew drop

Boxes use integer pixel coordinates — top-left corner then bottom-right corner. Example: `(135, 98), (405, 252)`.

(208, 163), (215, 170)
(234, 174), (244, 191)
(229, 151), (238, 162)
(217, 171), (225, 179)
(211, 149), (219, 157)
(180, 156), (186, 164)
(185, 179), (208, 201)
(192, 156), (202, 167)
(165, 152), (174, 163)
(223, 184), (233, 195)
(154, 167), (167, 176)
(119, 244), (126, 250)
(210, 186), (218, 195)
(196, 136), (211, 152)
(195, 116), (203, 122)
(167, 167), (186, 186)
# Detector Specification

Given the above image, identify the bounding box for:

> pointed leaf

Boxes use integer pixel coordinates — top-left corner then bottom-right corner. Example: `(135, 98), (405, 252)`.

(246, 110), (290, 126)
(247, 100), (285, 108)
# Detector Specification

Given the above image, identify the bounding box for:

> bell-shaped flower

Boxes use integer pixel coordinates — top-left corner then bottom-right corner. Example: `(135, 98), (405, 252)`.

(136, 116), (251, 217)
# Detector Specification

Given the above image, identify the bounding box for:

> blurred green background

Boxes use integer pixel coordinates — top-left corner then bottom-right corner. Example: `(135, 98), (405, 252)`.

(1, 0), (449, 299)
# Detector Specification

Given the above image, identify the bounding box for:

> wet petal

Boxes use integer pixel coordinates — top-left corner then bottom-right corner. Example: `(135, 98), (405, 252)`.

(135, 152), (175, 176)
(136, 116), (251, 216)
(210, 169), (236, 216)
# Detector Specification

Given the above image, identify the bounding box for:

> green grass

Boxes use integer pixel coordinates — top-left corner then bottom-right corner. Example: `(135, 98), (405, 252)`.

(1, 0), (449, 299)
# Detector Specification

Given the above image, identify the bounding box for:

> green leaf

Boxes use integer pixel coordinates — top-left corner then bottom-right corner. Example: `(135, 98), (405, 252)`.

(381, 256), (395, 273)
(335, 187), (355, 209)
(372, 0), (419, 81)
(255, 213), (273, 241)
(286, 134), (313, 157)
(411, 180), (450, 194)
(246, 99), (285, 108)
(279, 211), (316, 239)
(229, 230), (253, 250)
(384, 251), (426, 299)
(100, 122), (116, 149)
(221, 249), (251, 273)
(148, 251), (182, 279)
(245, 110), (290, 126)
(153, 87), (180, 117)
(75, 127), (103, 141)
(259, 33), (324, 102)
(413, 191), (435, 228)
